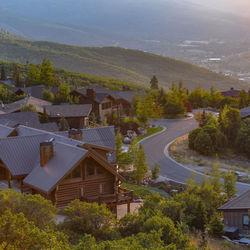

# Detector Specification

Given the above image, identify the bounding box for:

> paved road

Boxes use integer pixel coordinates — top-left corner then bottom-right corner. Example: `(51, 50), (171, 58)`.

(142, 117), (250, 195)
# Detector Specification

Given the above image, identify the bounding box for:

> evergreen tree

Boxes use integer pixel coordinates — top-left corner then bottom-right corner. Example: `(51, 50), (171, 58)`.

(134, 144), (148, 184)
(40, 59), (54, 87)
(207, 213), (224, 238)
(25, 64), (40, 86)
(0, 65), (6, 80)
(59, 116), (69, 131)
(150, 75), (159, 90)
(42, 89), (55, 103)
(13, 64), (21, 87)
(40, 108), (49, 123)
(239, 89), (248, 109)
(136, 98), (149, 126)
(224, 171), (237, 200)
(151, 163), (160, 180)
(54, 83), (71, 104)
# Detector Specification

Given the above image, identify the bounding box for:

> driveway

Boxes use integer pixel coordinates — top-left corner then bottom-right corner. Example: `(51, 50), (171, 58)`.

(141, 117), (250, 195)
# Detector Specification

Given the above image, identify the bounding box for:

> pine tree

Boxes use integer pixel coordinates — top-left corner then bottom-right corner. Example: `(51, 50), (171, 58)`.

(59, 116), (69, 131)
(0, 65), (6, 80)
(40, 108), (49, 123)
(134, 144), (148, 184)
(13, 64), (21, 87)
(224, 171), (237, 200)
(25, 64), (40, 86)
(40, 59), (54, 87)
(150, 75), (159, 90)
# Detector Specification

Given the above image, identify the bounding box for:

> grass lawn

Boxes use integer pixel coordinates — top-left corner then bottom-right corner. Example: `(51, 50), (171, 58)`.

(136, 126), (164, 142)
(121, 183), (169, 199)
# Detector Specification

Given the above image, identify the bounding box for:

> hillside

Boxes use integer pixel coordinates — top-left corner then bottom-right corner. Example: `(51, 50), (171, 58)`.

(0, 37), (249, 91)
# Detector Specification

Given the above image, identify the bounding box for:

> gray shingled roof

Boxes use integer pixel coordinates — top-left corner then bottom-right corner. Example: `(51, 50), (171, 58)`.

(74, 87), (140, 103)
(0, 112), (58, 132)
(24, 142), (88, 193)
(218, 189), (250, 210)
(0, 96), (52, 113)
(240, 106), (250, 119)
(9, 85), (58, 99)
(0, 124), (14, 138)
(55, 126), (115, 149)
(16, 125), (84, 147)
(74, 88), (114, 103)
(221, 89), (240, 98)
(0, 134), (50, 176)
(45, 104), (92, 118)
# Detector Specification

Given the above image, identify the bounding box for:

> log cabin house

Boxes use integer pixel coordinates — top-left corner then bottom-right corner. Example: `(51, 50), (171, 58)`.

(44, 104), (92, 129)
(218, 189), (250, 237)
(70, 88), (117, 121)
(0, 125), (133, 214)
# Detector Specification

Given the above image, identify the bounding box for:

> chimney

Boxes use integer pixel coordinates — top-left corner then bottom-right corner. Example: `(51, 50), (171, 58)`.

(86, 89), (96, 99)
(122, 86), (130, 91)
(40, 141), (54, 166)
(68, 129), (83, 141)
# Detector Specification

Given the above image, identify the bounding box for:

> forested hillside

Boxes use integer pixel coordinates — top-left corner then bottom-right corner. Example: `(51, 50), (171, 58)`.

(0, 37), (248, 90)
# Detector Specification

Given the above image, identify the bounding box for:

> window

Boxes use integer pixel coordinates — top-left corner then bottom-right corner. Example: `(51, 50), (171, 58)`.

(102, 102), (112, 110)
(100, 184), (104, 194)
(72, 166), (81, 178)
(97, 167), (103, 175)
(243, 215), (249, 229)
(86, 161), (95, 176)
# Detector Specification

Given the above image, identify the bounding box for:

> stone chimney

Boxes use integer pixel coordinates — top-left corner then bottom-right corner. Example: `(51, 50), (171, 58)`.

(40, 141), (54, 166)
(86, 89), (96, 99)
(68, 129), (83, 141)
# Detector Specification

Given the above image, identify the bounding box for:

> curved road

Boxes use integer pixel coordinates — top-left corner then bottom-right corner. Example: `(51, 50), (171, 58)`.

(141, 117), (250, 195)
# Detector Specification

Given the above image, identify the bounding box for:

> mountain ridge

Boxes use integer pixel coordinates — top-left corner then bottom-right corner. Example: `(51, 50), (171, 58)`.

(0, 36), (249, 91)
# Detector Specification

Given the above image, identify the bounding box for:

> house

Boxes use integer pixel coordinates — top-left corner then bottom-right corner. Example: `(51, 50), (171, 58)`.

(44, 104), (92, 129)
(9, 85), (58, 99)
(240, 106), (250, 119)
(0, 112), (58, 132)
(221, 88), (241, 98)
(0, 96), (52, 113)
(70, 88), (117, 120)
(0, 124), (133, 213)
(218, 189), (250, 236)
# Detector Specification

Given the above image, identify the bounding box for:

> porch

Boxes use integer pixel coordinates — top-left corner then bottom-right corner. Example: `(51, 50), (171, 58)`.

(82, 186), (134, 215)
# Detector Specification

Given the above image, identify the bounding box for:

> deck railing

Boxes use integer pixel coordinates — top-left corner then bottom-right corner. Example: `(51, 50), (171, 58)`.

(83, 187), (133, 206)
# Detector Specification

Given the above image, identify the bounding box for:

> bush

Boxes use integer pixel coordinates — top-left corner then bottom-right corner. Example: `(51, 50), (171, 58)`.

(194, 130), (213, 156)
(207, 214), (224, 238)
(60, 200), (115, 243)
(188, 127), (202, 150)
(203, 125), (227, 152)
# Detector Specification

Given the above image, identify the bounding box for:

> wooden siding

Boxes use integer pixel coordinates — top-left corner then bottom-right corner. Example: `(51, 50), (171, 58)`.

(54, 157), (116, 207)
(223, 210), (249, 234)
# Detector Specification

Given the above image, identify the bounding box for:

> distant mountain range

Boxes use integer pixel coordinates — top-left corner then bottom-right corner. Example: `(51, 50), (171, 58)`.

(0, 0), (249, 48)
(0, 33), (248, 91)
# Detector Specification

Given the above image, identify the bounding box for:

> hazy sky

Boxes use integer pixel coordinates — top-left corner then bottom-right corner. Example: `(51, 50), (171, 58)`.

(187, 0), (250, 15)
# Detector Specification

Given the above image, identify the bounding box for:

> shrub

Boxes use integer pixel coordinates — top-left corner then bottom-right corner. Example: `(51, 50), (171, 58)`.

(207, 214), (224, 238)
(194, 130), (213, 156)
(188, 127), (202, 150)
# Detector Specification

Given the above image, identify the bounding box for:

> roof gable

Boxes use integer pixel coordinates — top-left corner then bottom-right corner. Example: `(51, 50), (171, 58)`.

(218, 189), (250, 210)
